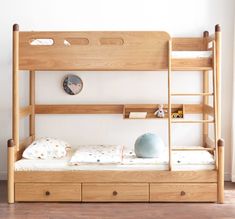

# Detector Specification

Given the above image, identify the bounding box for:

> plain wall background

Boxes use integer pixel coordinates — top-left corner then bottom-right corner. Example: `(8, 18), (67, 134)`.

(0, 0), (234, 180)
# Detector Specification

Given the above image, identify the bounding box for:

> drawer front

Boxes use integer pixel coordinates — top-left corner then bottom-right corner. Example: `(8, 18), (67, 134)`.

(15, 183), (81, 202)
(82, 183), (149, 202)
(150, 183), (217, 202)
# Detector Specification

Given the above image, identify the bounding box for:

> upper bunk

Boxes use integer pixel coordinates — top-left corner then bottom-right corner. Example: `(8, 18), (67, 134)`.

(13, 24), (216, 72)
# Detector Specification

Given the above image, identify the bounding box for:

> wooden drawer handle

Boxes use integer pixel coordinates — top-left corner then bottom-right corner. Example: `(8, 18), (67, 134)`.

(113, 191), (118, 196)
(45, 191), (50, 196)
(180, 191), (186, 196)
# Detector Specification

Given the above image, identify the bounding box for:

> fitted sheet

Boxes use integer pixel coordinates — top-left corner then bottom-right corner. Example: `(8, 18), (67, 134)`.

(15, 146), (215, 171)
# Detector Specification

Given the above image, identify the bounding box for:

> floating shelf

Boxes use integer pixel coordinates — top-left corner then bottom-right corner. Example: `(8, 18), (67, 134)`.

(123, 104), (184, 120)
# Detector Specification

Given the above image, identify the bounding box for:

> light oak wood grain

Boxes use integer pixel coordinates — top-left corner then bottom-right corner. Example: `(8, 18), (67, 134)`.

(19, 105), (33, 118)
(14, 170), (217, 183)
(150, 183), (217, 202)
(15, 183), (82, 202)
(172, 38), (206, 51)
(19, 31), (170, 71)
(82, 183), (149, 202)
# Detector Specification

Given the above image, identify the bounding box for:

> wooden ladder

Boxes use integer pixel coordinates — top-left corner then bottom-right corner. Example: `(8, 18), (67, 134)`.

(168, 40), (218, 170)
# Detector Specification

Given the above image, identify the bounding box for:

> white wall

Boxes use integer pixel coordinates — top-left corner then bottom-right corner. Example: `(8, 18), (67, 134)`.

(0, 0), (234, 180)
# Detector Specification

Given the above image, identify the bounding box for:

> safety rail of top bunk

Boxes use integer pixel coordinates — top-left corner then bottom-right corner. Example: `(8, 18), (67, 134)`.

(13, 24), (215, 72)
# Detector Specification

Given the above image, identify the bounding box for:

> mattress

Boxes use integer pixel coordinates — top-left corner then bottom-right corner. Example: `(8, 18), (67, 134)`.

(172, 51), (212, 58)
(15, 146), (215, 171)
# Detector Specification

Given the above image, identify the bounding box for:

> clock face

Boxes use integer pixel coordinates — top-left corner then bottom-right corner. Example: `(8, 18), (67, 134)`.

(63, 75), (83, 95)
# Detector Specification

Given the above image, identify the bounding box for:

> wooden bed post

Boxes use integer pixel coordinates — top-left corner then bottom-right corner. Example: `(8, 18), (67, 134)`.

(215, 24), (221, 139)
(217, 139), (224, 203)
(9, 23), (19, 204)
(13, 23), (20, 151)
(168, 40), (172, 171)
(8, 139), (15, 203)
(30, 70), (35, 141)
(215, 24), (223, 203)
(203, 31), (209, 146)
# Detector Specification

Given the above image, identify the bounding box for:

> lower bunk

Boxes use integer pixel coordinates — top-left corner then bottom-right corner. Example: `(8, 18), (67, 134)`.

(9, 139), (224, 203)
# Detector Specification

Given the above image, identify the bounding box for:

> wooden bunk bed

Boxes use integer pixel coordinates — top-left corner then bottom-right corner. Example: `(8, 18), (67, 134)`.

(8, 24), (224, 203)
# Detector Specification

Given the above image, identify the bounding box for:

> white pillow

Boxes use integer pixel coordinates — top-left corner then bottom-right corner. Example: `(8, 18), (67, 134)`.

(23, 137), (71, 160)
(69, 145), (123, 165)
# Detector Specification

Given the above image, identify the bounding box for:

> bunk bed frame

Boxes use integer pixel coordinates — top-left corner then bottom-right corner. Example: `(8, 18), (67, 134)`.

(8, 24), (224, 203)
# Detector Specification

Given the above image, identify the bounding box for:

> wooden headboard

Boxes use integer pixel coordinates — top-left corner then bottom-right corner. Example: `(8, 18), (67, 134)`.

(19, 31), (170, 71)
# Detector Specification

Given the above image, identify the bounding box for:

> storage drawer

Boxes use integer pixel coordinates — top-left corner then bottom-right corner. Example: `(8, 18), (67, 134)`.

(15, 183), (81, 202)
(150, 183), (217, 202)
(82, 183), (149, 202)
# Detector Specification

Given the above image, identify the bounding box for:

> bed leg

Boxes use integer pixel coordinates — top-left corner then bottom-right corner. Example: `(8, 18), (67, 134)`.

(217, 138), (224, 204)
(8, 139), (15, 204)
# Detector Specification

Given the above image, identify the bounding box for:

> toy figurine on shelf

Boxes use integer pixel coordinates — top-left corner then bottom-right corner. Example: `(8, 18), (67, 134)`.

(171, 110), (183, 118)
(154, 104), (166, 118)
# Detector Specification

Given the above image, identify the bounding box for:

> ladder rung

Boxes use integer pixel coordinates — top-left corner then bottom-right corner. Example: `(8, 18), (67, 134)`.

(171, 119), (214, 123)
(171, 93), (213, 96)
(172, 146), (215, 151)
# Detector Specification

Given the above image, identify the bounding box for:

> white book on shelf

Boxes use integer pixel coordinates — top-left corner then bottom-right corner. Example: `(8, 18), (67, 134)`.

(129, 112), (147, 119)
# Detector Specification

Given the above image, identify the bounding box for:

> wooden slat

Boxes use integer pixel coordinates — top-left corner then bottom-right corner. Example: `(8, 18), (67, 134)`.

(15, 170), (217, 183)
(172, 58), (212, 71)
(202, 31), (209, 146)
(184, 104), (203, 114)
(35, 104), (205, 115)
(29, 70), (35, 141)
(171, 93), (213, 96)
(205, 137), (215, 148)
(172, 38), (205, 51)
(15, 136), (34, 160)
(19, 31), (170, 71)
(204, 104), (214, 117)
(20, 105), (33, 118)
(172, 147), (215, 151)
(35, 104), (123, 114)
(172, 119), (214, 124)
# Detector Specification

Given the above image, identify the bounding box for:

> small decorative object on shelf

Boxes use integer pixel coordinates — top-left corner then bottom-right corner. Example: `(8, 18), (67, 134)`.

(129, 112), (147, 119)
(154, 104), (166, 118)
(171, 110), (183, 118)
(63, 74), (83, 95)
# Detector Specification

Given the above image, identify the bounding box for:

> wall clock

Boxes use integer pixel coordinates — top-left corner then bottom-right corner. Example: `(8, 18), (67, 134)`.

(63, 74), (83, 95)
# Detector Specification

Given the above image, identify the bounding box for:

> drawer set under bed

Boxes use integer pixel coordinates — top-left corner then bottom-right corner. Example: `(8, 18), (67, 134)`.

(15, 182), (217, 202)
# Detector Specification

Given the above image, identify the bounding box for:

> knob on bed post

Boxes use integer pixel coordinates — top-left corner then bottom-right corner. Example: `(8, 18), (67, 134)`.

(13, 24), (19, 31)
(203, 31), (209, 38)
(215, 24), (221, 32)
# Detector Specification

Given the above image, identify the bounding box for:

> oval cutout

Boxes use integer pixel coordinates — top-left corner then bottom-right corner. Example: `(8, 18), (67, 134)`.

(30, 39), (54, 46)
(100, 38), (124, 45)
(64, 38), (89, 46)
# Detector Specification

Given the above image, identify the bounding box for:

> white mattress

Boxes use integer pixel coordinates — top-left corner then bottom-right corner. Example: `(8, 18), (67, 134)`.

(15, 146), (215, 171)
(172, 51), (212, 58)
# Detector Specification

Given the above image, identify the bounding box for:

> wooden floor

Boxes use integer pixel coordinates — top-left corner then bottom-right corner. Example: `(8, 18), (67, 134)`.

(0, 181), (235, 219)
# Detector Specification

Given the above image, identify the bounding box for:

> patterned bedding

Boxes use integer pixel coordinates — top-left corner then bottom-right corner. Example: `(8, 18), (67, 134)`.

(15, 145), (215, 171)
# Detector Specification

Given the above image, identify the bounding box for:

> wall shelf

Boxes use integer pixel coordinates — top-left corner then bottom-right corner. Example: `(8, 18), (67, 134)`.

(123, 104), (184, 120)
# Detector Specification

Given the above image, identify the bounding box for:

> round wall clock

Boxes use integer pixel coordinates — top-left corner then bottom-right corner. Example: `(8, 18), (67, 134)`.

(63, 74), (83, 95)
